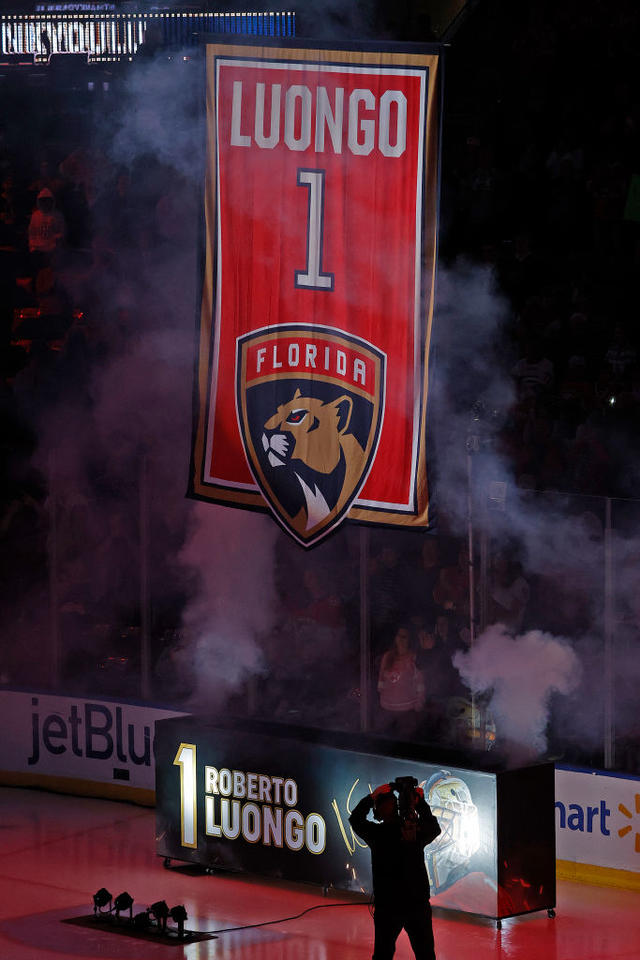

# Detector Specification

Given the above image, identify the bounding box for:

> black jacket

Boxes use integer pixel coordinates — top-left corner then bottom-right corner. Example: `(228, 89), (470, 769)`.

(349, 794), (441, 906)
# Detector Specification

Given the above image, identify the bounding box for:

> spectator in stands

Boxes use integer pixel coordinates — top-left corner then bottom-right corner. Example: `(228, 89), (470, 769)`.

(414, 619), (461, 741)
(404, 537), (442, 619)
(370, 544), (410, 645)
(545, 132), (584, 181)
(511, 338), (554, 402)
(28, 188), (65, 265)
(0, 174), (20, 248)
(377, 625), (424, 735)
(433, 541), (470, 625)
(28, 158), (62, 207)
(292, 567), (346, 632)
(557, 354), (593, 418)
(604, 323), (637, 384)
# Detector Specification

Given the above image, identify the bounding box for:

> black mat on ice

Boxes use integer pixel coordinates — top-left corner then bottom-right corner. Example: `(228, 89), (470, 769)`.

(62, 914), (216, 945)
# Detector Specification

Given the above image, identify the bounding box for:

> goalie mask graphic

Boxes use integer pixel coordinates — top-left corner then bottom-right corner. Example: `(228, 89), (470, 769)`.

(422, 771), (481, 894)
(236, 324), (386, 546)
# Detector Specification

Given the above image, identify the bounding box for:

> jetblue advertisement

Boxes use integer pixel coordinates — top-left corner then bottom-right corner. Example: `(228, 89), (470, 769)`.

(0, 690), (185, 796)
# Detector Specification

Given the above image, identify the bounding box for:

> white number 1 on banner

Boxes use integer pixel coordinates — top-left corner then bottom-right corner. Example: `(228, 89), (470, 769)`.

(295, 168), (334, 291)
(173, 742), (198, 848)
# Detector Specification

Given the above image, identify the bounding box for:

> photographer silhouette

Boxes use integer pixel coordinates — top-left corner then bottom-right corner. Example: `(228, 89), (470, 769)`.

(349, 777), (441, 960)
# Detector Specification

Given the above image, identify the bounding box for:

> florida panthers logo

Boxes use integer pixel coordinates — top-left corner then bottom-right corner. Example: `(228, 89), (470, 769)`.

(237, 324), (386, 546)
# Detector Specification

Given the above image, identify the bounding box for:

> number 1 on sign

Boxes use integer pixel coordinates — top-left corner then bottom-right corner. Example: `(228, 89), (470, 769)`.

(173, 743), (197, 848)
(295, 169), (334, 291)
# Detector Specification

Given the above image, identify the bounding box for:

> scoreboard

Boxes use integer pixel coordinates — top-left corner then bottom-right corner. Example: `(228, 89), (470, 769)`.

(0, 9), (295, 64)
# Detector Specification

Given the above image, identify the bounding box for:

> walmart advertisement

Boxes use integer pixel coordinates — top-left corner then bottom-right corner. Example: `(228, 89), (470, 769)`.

(555, 766), (640, 878)
(155, 717), (554, 919)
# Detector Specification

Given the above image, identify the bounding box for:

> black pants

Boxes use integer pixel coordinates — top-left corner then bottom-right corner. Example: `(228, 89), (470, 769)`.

(373, 901), (436, 960)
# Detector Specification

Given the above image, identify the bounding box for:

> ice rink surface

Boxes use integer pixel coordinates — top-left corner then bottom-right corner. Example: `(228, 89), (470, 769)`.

(0, 786), (638, 960)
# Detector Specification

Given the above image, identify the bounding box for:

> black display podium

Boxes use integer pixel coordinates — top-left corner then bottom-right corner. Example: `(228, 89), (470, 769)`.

(155, 716), (555, 923)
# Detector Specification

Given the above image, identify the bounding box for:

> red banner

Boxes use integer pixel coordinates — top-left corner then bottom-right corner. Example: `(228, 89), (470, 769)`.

(190, 41), (441, 546)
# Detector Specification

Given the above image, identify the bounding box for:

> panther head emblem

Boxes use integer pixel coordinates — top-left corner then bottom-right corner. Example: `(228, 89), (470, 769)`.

(262, 389), (364, 531)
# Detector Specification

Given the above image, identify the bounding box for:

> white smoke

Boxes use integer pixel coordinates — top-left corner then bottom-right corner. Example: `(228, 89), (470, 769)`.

(453, 624), (582, 761)
(3, 47), (293, 709)
(429, 260), (612, 761)
(89, 52), (286, 710)
(177, 503), (280, 710)
(108, 54), (202, 182)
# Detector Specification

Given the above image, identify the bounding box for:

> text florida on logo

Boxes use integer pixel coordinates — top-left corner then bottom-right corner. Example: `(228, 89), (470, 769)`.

(236, 324), (386, 546)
